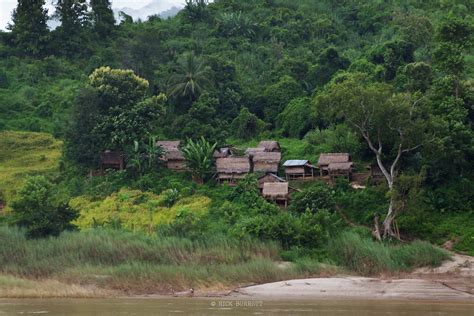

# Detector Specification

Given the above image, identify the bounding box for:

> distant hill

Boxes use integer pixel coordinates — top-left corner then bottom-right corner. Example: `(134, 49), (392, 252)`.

(115, 0), (184, 22)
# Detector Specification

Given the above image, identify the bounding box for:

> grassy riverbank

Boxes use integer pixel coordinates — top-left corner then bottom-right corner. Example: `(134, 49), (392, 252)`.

(0, 227), (450, 298)
(0, 227), (337, 297)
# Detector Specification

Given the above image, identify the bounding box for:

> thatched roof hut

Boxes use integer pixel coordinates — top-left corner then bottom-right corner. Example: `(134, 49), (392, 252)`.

(156, 140), (186, 171)
(258, 173), (286, 190)
(328, 162), (353, 171)
(263, 182), (289, 198)
(317, 153), (351, 176)
(328, 162), (353, 180)
(156, 141), (180, 154)
(258, 140), (281, 152)
(283, 160), (316, 180)
(252, 151), (281, 173)
(100, 151), (124, 170)
(216, 157), (251, 183)
(317, 153), (350, 167)
(263, 182), (289, 207)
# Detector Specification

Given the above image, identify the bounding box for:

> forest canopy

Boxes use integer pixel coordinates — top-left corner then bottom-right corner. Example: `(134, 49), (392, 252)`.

(0, 0), (472, 245)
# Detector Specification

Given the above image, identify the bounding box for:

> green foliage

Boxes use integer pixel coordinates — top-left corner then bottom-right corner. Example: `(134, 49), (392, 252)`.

(175, 92), (228, 144)
(1, 0), (473, 274)
(167, 52), (212, 102)
(9, 0), (49, 56)
(11, 176), (78, 238)
(217, 12), (256, 38)
(183, 0), (209, 22)
(305, 124), (362, 158)
(65, 67), (165, 165)
(126, 136), (164, 176)
(397, 62), (434, 93)
(0, 226), (309, 293)
(90, 0), (115, 37)
(70, 188), (211, 232)
(329, 231), (449, 275)
(232, 208), (340, 250)
(0, 131), (61, 211)
(277, 97), (312, 138)
(310, 47), (350, 87)
(181, 137), (217, 183)
(263, 75), (304, 123)
(53, 0), (89, 56)
(89, 66), (149, 110)
(230, 107), (265, 140)
(370, 40), (415, 81)
(289, 183), (335, 214)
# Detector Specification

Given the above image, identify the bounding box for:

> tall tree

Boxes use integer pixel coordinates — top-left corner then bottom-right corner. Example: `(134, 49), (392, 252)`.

(8, 0), (49, 56)
(314, 73), (431, 239)
(434, 17), (472, 98)
(65, 67), (166, 166)
(167, 52), (212, 104)
(90, 0), (116, 37)
(54, 0), (89, 55)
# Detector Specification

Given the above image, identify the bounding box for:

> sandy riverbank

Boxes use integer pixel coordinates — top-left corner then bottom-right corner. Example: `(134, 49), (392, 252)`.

(233, 254), (474, 301)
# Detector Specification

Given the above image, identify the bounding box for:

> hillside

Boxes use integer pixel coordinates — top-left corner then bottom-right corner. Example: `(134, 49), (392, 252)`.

(0, 0), (472, 297)
(0, 131), (61, 212)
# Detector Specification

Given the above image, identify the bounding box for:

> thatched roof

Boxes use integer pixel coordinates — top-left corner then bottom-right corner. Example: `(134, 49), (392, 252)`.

(258, 173), (286, 183)
(156, 140), (184, 161)
(263, 182), (289, 198)
(245, 147), (265, 155)
(317, 153), (350, 166)
(216, 157), (251, 174)
(328, 162), (353, 171)
(258, 140), (280, 152)
(252, 152), (281, 163)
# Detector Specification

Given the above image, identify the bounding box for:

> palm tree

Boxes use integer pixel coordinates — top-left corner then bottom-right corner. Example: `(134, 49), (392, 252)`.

(181, 137), (216, 184)
(167, 52), (212, 102)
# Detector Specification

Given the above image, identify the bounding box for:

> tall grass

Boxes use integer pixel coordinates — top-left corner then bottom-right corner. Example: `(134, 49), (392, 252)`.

(328, 232), (450, 275)
(0, 227), (327, 294)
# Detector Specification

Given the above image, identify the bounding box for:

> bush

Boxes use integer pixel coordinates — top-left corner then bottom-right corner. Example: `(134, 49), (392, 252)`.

(232, 208), (340, 250)
(289, 183), (335, 214)
(276, 97), (312, 138)
(305, 124), (362, 158)
(70, 189), (211, 233)
(329, 232), (449, 275)
(11, 176), (78, 238)
(230, 107), (265, 140)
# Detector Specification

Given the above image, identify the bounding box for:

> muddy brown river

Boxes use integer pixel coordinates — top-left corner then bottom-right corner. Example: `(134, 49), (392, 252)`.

(1, 298), (473, 315)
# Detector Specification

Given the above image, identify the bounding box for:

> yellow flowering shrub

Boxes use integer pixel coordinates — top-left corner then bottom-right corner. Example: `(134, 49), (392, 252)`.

(70, 189), (211, 233)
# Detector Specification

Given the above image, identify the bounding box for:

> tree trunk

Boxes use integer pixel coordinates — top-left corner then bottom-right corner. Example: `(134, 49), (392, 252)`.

(375, 154), (398, 239)
(382, 195), (397, 238)
(373, 214), (382, 241)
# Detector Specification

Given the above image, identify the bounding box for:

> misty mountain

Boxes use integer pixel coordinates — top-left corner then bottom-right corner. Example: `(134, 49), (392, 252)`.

(115, 0), (184, 22)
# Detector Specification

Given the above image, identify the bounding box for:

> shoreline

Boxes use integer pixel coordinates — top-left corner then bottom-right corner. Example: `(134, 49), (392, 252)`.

(1, 254), (472, 301)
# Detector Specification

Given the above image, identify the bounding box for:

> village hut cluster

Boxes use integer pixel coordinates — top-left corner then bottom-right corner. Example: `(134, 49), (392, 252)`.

(214, 141), (289, 206)
(99, 140), (358, 207)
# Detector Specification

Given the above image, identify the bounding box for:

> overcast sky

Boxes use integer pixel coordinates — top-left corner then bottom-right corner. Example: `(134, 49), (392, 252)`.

(0, 0), (184, 30)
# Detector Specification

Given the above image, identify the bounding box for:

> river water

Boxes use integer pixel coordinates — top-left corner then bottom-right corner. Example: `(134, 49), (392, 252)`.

(1, 298), (473, 315)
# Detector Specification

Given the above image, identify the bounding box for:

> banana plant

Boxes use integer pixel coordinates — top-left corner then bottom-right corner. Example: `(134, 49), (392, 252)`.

(181, 137), (217, 184)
